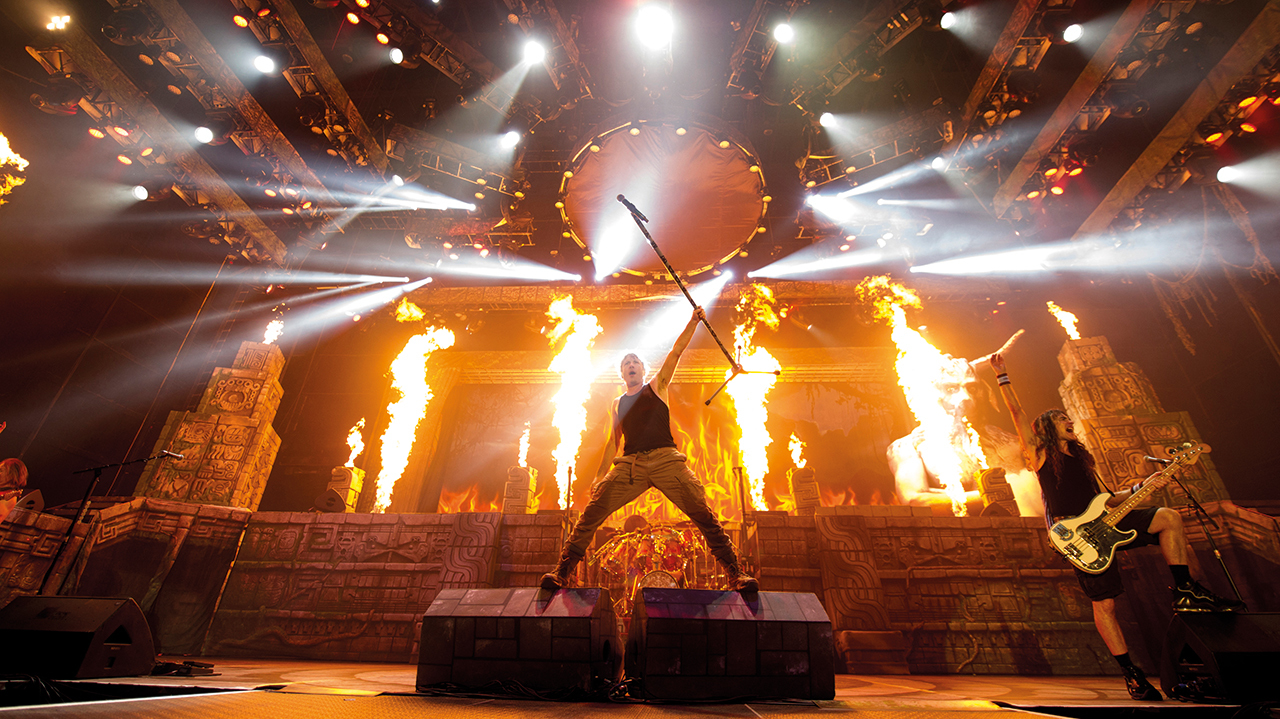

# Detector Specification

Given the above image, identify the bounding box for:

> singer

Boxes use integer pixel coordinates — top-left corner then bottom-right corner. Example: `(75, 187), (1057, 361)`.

(987, 353), (1242, 701)
(540, 306), (759, 593)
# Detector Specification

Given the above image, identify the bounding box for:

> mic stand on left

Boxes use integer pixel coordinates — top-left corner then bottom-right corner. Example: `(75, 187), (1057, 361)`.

(37, 452), (175, 596)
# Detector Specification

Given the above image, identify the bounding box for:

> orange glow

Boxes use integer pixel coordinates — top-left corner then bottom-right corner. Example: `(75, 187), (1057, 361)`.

(375, 324), (456, 512)
(282, 207), (295, 214)
(438, 484), (502, 513)
(1237, 96), (1258, 108)
(346, 12), (359, 24)
(518, 421), (531, 468)
(546, 296), (602, 510)
(1043, 167), (1058, 177)
(725, 284), (781, 511)
(1205, 131), (1224, 143)
(116, 155), (133, 165)
(264, 189), (277, 197)
(376, 33), (389, 44)
(1240, 123), (1257, 133)
(0, 133), (29, 204)
(789, 433), (806, 469)
(1026, 190), (1041, 199)
(345, 418), (366, 467)
(1046, 300), (1081, 340)
(855, 276), (985, 516)
(395, 297), (425, 322)
(88, 128), (106, 139)
(356, 0), (371, 6)
(233, 14), (249, 27)
(1050, 186), (1064, 195)
(262, 319), (284, 344)
(1068, 167), (1083, 176)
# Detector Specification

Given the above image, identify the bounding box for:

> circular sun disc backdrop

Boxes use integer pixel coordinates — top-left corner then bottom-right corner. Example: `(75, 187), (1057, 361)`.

(562, 120), (765, 280)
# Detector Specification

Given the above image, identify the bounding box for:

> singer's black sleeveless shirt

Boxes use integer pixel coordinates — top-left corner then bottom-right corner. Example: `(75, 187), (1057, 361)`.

(617, 384), (677, 455)
(1037, 450), (1104, 520)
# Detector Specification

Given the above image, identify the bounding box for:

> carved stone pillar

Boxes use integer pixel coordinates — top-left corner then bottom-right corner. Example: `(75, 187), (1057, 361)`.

(328, 467), (364, 512)
(975, 468), (1018, 516)
(133, 342), (284, 511)
(502, 466), (538, 514)
(1057, 337), (1229, 503)
(788, 467), (820, 516)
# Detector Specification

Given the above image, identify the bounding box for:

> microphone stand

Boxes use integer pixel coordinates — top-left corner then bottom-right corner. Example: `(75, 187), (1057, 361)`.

(1168, 472), (1248, 607)
(38, 452), (176, 595)
(618, 197), (781, 405)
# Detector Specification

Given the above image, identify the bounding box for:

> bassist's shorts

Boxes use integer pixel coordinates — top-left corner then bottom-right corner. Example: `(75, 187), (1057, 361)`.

(1074, 506), (1161, 601)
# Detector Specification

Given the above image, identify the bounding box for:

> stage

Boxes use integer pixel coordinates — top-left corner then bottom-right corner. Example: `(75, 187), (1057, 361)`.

(0, 656), (1251, 718)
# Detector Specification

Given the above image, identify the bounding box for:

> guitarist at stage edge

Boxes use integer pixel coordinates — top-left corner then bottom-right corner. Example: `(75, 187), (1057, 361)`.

(987, 353), (1242, 702)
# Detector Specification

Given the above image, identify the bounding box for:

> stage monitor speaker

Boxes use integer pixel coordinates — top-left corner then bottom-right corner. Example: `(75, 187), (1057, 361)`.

(417, 587), (621, 694)
(1160, 612), (1280, 703)
(0, 596), (156, 678)
(628, 588), (835, 701)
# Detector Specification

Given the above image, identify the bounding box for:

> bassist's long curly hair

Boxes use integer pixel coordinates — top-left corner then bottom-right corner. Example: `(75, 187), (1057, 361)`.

(1033, 409), (1096, 481)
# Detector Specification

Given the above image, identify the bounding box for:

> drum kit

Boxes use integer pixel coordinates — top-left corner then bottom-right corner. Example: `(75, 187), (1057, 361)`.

(587, 522), (716, 616)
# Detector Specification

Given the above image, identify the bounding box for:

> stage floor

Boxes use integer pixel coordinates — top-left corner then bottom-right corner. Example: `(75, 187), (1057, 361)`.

(0, 657), (1265, 718)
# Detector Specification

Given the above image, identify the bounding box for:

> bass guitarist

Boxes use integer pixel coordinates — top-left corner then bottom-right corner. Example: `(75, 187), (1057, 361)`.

(988, 353), (1241, 701)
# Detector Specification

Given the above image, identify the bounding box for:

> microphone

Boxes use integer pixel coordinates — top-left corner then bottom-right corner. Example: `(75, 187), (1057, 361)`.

(616, 194), (649, 222)
(1144, 455), (1173, 465)
(159, 450), (185, 460)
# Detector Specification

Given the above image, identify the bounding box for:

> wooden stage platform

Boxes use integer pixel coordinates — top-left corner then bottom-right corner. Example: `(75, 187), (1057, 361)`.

(1, 657), (1272, 718)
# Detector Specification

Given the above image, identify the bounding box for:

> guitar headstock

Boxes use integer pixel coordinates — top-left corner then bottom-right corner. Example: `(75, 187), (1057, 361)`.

(1165, 442), (1211, 467)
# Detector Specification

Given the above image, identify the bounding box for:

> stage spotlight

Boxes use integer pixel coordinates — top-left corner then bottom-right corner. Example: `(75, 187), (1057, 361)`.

(773, 23), (795, 43)
(391, 174), (405, 186)
(940, 12), (956, 29)
(132, 185), (149, 201)
(253, 55), (277, 74)
(101, 8), (153, 45)
(194, 126), (215, 143)
(819, 112), (837, 128)
(636, 6), (673, 49)
(389, 47), (404, 64)
(195, 117), (235, 145)
(500, 130), (522, 149)
(376, 32), (389, 44)
(29, 75), (84, 115)
(524, 40), (547, 64)
(345, 12), (359, 24)
(931, 156), (946, 171)
(233, 14), (249, 27)
(1217, 165), (1241, 183)
(1062, 24), (1083, 43)
(47, 15), (71, 31)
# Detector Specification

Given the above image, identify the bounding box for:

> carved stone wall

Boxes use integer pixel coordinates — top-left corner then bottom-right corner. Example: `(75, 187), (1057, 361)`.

(204, 511), (502, 662)
(1058, 337), (1230, 503)
(134, 342), (285, 511)
(494, 513), (568, 588)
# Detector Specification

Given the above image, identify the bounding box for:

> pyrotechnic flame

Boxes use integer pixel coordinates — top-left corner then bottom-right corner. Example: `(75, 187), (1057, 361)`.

(263, 319), (284, 345)
(518, 421), (531, 468)
(856, 276), (985, 517)
(396, 297), (425, 323)
(725, 285), (781, 511)
(789, 433), (806, 469)
(0, 133), (29, 205)
(546, 296), (602, 510)
(1046, 300), (1081, 340)
(374, 326), (455, 512)
(345, 418), (366, 467)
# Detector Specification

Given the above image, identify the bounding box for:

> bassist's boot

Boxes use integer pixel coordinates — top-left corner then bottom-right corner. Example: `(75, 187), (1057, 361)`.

(1172, 580), (1245, 612)
(1122, 665), (1162, 701)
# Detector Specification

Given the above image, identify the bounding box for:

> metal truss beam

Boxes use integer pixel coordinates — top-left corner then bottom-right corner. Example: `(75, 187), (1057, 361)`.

(1073, 0), (1280, 239)
(387, 124), (520, 197)
(795, 0), (917, 108)
(502, 0), (594, 100)
(946, 0), (1041, 156)
(139, 0), (337, 215)
(726, 0), (806, 94)
(34, 27), (287, 264)
(804, 104), (953, 187)
(236, 0), (389, 174)
(991, 0), (1156, 216)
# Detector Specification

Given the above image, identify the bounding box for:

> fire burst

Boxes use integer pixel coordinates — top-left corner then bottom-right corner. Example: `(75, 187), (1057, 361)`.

(374, 306), (455, 512)
(856, 276), (984, 516)
(518, 421), (531, 468)
(725, 285), (781, 511)
(0, 133), (29, 205)
(789, 433), (806, 469)
(262, 319), (284, 345)
(546, 296), (602, 510)
(345, 418), (366, 467)
(1047, 301), (1081, 340)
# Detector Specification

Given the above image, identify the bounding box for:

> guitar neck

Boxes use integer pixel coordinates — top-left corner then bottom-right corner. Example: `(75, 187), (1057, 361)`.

(1101, 465), (1179, 527)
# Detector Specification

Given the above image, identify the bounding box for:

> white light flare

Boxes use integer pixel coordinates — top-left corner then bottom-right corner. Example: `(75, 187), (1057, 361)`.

(636, 271), (733, 347)
(773, 23), (795, 43)
(636, 6), (673, 49)
(789, 433), (806, 469)
(374, 323), (455, 513)
(518, 421), (531, 468)
(1063, 24), (1083, 43)
(500, 130), (522, 149)
(523, 40), (547, 64)
(547, 296), (603, 510)
(253, 55), (275, 74)
(592, 218), (639, 281)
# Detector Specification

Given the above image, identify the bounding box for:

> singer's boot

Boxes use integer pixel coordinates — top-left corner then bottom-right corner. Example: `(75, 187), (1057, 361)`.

(723, 562), (759, 593)
(540, 547), (582, 591)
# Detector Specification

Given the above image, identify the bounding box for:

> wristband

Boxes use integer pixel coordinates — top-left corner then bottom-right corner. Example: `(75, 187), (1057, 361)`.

(1130, 482), (1142, 494)
(996, 373), (1010, 386)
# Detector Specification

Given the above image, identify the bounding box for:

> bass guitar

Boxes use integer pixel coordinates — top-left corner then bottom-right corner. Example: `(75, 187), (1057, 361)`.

(1048, 442), (1209, 574)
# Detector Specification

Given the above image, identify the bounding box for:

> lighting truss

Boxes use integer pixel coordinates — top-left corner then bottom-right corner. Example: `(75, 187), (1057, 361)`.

(725, 0), (807, 95)
(386, 124), (523, 198)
